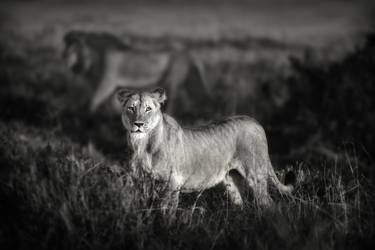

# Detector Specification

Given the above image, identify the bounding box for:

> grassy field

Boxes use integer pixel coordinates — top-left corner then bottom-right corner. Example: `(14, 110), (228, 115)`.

(1, 1), (375, 249)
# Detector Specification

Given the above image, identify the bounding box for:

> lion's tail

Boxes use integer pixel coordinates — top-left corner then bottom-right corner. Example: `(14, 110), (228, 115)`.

(268, 165), (294, 195)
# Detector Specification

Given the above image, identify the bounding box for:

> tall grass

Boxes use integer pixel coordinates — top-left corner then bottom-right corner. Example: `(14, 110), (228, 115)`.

(0, 121), (373, 250)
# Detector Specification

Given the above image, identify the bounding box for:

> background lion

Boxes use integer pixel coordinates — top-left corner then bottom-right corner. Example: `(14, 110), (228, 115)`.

(117, 87), (293, 208)
(62, 30), (211, 119)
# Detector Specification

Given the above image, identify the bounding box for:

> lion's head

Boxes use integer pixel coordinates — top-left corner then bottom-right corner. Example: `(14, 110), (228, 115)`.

(117, 87), (167, 138)
(62, 31), (130, 75)
(62, 31), (96, 74)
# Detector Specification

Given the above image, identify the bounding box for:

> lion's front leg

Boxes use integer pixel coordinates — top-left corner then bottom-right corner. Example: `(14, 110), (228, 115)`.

(161, 175), (181, 213)
(90, 78), (118, 113)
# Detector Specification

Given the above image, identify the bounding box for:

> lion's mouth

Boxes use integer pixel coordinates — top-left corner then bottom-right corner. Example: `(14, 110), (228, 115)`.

(131, 129), (144, 133)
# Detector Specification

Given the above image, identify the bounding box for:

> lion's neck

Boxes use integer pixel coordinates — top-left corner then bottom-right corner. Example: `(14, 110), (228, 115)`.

(127, 114), (183, 175)
(127, 116), (166, 175)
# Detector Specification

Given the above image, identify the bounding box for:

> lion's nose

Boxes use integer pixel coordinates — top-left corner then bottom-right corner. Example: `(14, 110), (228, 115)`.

(134, 122), (144, 128)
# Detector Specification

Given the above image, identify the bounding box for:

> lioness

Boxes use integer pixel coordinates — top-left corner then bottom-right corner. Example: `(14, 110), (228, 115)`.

(117, 87), (293, 208)
(63, 31), (210, 118)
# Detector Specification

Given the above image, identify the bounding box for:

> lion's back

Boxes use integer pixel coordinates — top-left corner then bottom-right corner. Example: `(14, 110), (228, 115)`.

(180, 115), (268, 163)
(184, 115), (262, 136)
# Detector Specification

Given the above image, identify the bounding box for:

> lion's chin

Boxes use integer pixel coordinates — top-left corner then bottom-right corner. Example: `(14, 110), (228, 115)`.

(130, 131), (147, 140)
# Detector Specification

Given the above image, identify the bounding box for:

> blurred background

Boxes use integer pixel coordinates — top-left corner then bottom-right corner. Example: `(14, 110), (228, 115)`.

(1, 0), (374, 161)
(1, 1), (375, 249)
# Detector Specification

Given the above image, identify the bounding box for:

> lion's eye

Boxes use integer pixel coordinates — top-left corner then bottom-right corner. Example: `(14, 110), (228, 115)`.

(127, 106), (135, 112)
(146, 106), (152, 112)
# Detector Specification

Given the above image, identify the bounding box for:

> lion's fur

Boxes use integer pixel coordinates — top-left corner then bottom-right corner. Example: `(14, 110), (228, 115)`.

(62, 30), (211, 117)
(118, 88), (293, 208)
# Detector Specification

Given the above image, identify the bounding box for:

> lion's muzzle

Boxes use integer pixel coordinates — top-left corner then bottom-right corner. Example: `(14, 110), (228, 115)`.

(131, 121), (146, 133)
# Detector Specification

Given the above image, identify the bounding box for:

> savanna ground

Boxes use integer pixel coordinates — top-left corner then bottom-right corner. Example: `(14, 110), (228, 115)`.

(1, 1), (375, 249)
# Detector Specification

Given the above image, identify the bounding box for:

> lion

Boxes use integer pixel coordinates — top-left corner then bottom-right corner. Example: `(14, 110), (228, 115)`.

(62, 31), (211, 118)
(117, 87), (293, 209)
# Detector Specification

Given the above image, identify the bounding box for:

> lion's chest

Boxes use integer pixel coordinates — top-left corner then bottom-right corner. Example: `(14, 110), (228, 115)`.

(133, 149), (172, 181)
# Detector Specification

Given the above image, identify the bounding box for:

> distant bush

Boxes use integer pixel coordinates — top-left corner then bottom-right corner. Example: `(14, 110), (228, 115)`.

(273, 33), (375, 162)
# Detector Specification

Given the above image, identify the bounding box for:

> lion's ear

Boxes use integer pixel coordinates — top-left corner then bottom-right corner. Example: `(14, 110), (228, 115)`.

(151, 87), (167, 104)
(116, 87), (133, 105)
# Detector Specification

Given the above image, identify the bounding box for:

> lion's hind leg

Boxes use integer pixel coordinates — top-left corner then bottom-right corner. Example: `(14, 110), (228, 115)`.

(223, 171), (244, 207)
(241, 156), (273, 208)
(223, 159), (249, 208)
(251, 177), (273, 208)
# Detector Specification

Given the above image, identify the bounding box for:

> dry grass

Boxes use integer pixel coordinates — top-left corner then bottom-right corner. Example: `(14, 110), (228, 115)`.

(1, 120), (373, 250)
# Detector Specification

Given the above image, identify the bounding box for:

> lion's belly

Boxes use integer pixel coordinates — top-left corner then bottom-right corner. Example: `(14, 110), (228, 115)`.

(180, 171), (227, 192)
(177, 157), (231, 192)
(174, 136), (236, 191)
